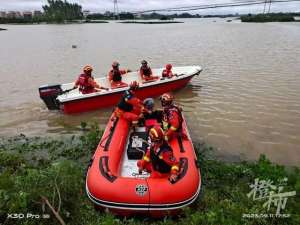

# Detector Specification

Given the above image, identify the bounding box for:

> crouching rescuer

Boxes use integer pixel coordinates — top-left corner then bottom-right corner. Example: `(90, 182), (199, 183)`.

(137, 126), (179, 182)
(114, 81), (143, 125)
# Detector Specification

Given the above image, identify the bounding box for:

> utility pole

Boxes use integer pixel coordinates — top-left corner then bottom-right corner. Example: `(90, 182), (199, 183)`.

(263, 0), (267, 14)
(113, 0), (119, 20)
(268, 0), (272, 14)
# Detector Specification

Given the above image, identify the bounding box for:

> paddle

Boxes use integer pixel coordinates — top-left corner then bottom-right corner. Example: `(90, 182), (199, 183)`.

(60, 87), (76, 95)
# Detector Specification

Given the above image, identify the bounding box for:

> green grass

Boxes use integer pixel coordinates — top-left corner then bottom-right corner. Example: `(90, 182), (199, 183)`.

(0, 124), (299, 225)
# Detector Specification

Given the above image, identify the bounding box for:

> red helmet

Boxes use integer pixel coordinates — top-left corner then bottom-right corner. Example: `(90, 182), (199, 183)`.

(83, 65), (93, 73)
(166, 64), (172, 70)
(112, 61), (120, 68)
(160, 93), (173, 107)
(129, 81), (139, 91)
(149, 126), (164, 142)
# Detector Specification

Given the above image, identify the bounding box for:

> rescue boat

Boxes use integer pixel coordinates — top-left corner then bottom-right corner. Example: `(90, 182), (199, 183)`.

(38, 66), (202, 114)
(85, 113), (201, 217)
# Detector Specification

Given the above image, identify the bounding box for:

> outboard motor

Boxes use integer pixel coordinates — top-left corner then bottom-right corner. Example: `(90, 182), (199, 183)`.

(38, 84), (62, 110)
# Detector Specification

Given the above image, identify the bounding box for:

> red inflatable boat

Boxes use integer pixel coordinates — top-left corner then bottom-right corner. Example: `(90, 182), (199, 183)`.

(85, 113), (201, 217)
(39, 66), (202, 114)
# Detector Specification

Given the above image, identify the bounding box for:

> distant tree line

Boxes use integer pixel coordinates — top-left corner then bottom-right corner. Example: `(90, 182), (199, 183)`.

(0, 0), (83, 24)
(241, 13), (297, 22)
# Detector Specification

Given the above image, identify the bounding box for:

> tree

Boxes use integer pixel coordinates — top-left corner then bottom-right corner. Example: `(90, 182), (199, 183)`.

(42, 0), (83, 23)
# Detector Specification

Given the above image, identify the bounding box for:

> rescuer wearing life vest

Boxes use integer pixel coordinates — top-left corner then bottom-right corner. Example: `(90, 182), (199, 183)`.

(108, 61), (131, 88)
(139, 60), (159, 82)
(74, 65), (109, 94)
(137, 126), (179, 182)
(160, 93), (184, 142)
(114, 81), (143, 125)
(142, 98), (163, 128)
(162, 64), (175, 78)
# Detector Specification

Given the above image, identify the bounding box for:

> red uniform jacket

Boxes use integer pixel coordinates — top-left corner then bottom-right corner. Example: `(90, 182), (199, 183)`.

(162, 106), (183, 141)
(138, 142), (179, 176)
(75, 73), (100, 94)
(162, 69), (174, 78)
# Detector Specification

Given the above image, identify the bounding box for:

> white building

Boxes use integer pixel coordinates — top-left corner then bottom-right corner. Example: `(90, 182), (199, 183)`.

(0, 11), (6, 18)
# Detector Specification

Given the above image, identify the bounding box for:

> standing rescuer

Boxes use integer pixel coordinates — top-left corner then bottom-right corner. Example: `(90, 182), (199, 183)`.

(160, 93), (184, 142)
(137, 125), (179, 182)
(108, 61), (131, 88)
(74, 65), (108, 94)
(139, 60), (159, 82)
(114, 81), (143, 125)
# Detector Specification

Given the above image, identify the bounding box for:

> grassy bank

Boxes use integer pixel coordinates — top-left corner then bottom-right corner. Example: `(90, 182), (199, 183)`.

(0, 124), (299, 225)
(241, 13), (295, 22)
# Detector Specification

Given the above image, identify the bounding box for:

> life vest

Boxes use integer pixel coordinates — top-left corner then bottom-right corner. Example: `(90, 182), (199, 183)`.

(141, 66), (152, 77)
(162, 69), (172, 77)
(117, 90), (133, 112)
(78, 73), (94, 94)
(150, 143), (172, 173)
(111, 69), (122, 82)
(162, 105), (183, 131)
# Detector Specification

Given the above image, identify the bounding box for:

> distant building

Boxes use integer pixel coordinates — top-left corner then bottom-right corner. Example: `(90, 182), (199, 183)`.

(104, 11), (113, 17)
(83, 10), (90, 19)
(0, 11), (6, 18)
(7, 11), (17, 18)
(16, 11), (22, 18)
(23, 11), (33, 19)
(34, 10), (43, 17)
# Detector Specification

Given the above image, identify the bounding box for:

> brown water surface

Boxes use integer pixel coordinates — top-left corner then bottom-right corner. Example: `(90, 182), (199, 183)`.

(0, 19), (299, 165)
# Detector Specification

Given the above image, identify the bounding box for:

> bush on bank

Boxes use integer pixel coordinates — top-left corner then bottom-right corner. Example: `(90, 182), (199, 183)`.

(0, 124), (299, 225)
(241, 13), (295, 22)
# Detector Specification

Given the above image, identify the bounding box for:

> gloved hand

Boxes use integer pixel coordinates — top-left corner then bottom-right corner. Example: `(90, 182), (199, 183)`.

(169, 174), (178, 183)
(137, 160), (145, 171)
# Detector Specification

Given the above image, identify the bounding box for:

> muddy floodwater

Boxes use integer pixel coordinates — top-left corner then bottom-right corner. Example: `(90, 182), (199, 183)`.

(0, 19), (299, 166)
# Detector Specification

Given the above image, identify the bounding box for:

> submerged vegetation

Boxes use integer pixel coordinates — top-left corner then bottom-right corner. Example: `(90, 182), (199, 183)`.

(241, 13), (296, 22)
(0, 124), (299, 225)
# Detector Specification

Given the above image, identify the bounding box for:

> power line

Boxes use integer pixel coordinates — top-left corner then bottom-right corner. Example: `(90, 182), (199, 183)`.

(132, 0), (300, 14)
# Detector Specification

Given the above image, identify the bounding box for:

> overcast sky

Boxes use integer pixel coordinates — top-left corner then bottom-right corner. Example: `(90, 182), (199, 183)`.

(0, 0), (299, 14)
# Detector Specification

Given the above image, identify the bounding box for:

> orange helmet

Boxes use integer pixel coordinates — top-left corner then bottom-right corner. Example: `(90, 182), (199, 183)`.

(149, 126), (164, 142)
(112, 61), (120, 68)
(160, 93), (174, 107)
(166, 64), (172, 70)
(129, 81), (139, 91)
(83, 65), (93, 73)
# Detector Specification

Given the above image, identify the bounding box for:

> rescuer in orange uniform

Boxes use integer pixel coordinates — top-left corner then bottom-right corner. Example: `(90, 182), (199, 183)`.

(160, 93), (184, 142)
(162, 64), (175, 78)
(137, 126), (179, 182)
(108, 61), (131, 88)
(139, 60), (159, 82)
(74, 65), (108, 94)
(114, 81), (143, 125)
